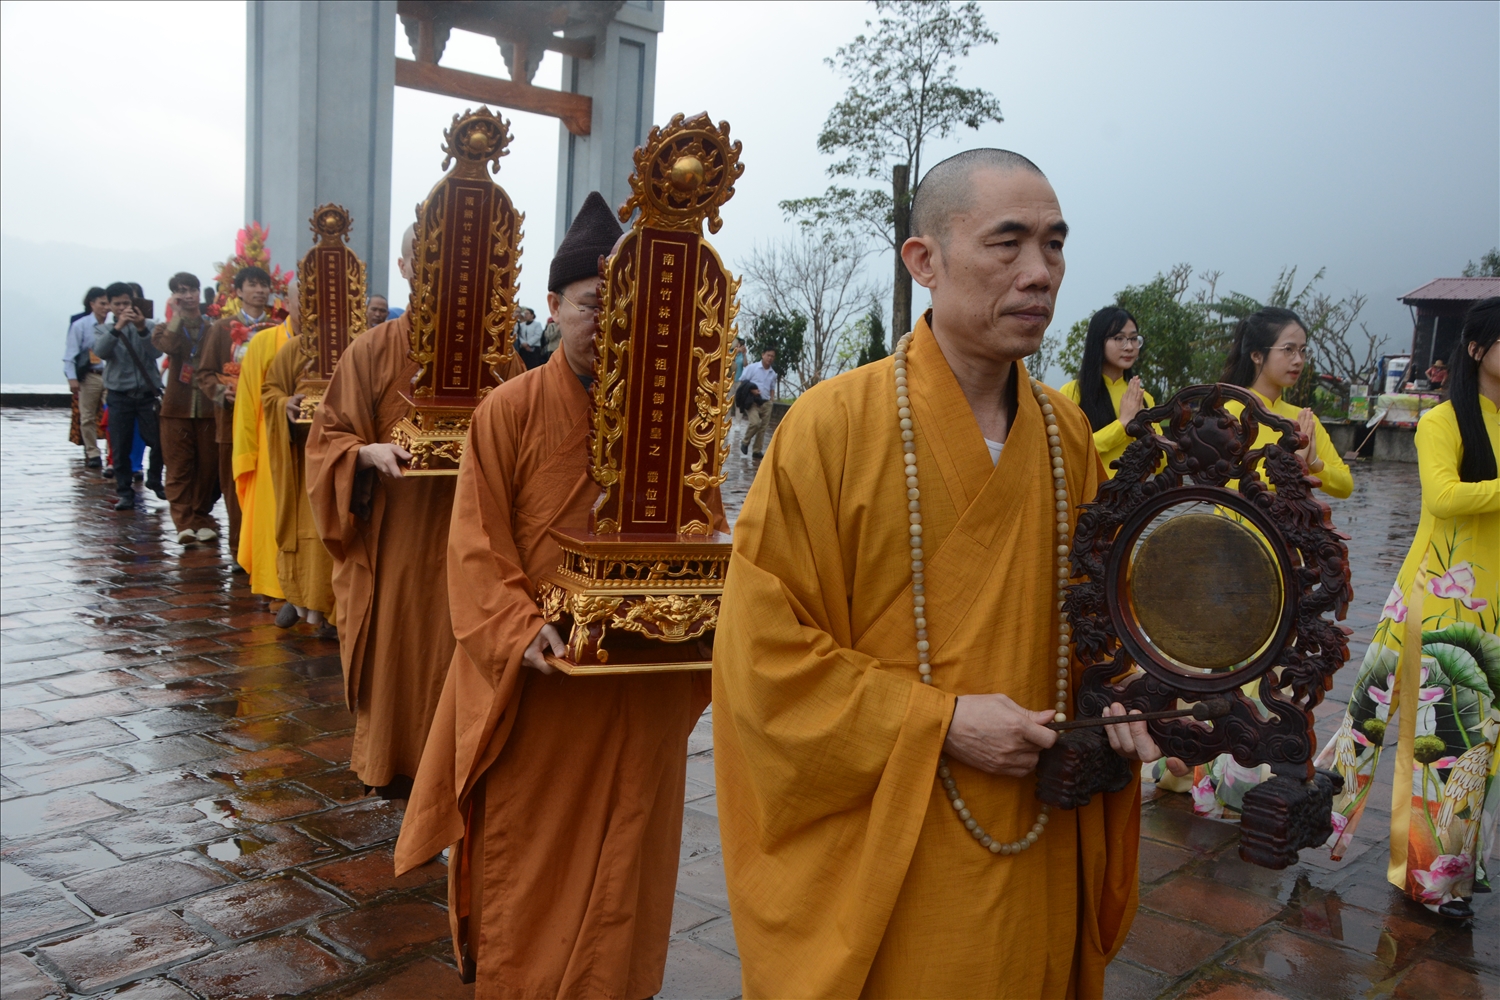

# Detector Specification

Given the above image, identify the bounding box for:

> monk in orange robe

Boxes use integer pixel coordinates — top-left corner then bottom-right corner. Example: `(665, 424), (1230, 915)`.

(307, 228), (523, 796)
(713, 151), (1172, 998)
(397, 193), (713, 998)
(261, 333), (335, 628)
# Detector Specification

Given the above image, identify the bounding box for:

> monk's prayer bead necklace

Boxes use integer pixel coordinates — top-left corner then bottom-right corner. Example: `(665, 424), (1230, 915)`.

(892, 332), (1071, 856)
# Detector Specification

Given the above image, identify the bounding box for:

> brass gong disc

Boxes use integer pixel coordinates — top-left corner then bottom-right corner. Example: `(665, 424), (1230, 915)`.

(1127, 513), (1282, 671)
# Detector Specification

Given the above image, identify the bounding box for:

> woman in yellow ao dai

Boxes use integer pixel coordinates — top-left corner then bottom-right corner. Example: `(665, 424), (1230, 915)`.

(1059, 306), (1155, 477)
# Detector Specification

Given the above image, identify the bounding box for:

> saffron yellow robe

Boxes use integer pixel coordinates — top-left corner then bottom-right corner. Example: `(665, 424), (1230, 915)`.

(262, 336), (336, 618)
(233, 321), (291, 598)
(1059, 375), (1156, 477)
(713, 317), (1140, 999)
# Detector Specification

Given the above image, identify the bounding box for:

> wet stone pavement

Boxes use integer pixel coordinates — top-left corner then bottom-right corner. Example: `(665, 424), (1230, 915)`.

(2, 405), (1495, 1000)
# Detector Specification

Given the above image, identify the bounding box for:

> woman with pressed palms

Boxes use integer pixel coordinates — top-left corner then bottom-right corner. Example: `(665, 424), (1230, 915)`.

(1059, 306), (1152, 477)
(1317, 297), (1500, 920)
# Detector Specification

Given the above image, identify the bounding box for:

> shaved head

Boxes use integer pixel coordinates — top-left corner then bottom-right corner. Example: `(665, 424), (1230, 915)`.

(911, 149), (1046, 241)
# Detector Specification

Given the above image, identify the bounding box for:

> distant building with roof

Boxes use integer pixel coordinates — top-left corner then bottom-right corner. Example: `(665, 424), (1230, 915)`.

(1401, 276), (1500, 370)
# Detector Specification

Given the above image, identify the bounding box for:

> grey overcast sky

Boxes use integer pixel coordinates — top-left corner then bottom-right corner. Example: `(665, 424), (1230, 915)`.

(2, 0), (1496, 384)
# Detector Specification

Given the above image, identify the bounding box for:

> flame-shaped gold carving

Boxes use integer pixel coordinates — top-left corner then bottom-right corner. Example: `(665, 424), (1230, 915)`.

(618, 112), (744, 235)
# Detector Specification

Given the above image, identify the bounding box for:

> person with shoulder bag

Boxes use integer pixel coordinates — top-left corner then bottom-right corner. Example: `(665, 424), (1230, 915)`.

(93, 281), (165, 510)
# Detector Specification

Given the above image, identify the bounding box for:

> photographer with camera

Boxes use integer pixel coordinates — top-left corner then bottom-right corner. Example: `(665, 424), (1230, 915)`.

(93, 282), (164, 510)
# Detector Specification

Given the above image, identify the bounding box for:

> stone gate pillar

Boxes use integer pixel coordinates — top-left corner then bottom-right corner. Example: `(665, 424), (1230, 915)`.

(554, 2), (664, 245)
(245, 0), (397, 294)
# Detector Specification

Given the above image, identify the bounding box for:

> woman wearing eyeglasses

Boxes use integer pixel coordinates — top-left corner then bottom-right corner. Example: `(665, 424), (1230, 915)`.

(1222, 306), (1353, 498)
(1059, 306), (1153, 478)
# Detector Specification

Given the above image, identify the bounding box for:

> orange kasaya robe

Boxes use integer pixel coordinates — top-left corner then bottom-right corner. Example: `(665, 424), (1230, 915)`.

(306, 314), (459, 788)
(233, 320), (292, 598)
(395, 346), (714, 999)
(262, 336), (336, 619)
(712, 317), (1141, 999)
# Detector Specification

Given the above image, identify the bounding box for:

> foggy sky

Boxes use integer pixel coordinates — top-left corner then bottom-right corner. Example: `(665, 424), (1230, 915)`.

(3, 0), (1496, 385)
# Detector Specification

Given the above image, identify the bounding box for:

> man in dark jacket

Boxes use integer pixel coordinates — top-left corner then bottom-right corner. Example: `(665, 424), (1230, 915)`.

(93, 282), (164, 510)
(152, 272), (221, 542)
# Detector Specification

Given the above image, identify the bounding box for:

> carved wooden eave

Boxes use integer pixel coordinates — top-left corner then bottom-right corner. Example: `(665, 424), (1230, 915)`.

(395, 0), (624, 136)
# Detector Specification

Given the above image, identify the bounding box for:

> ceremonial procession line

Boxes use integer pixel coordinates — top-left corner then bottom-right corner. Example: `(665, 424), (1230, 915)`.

(0, 408), (1492, 999)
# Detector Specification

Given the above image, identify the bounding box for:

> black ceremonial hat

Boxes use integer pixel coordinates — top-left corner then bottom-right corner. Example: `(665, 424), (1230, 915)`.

(548, 191), (624, 293)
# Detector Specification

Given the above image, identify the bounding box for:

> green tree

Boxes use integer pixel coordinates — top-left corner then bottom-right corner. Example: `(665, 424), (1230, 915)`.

(1463, 248), (1500, 277)
(782, 0), (1002, 345)
(856, 304), (889, 366)
(748, 311), (807, 388)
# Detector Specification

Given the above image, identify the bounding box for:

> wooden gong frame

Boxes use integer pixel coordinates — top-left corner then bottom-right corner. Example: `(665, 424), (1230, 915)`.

(1065, 383), (1351, 777)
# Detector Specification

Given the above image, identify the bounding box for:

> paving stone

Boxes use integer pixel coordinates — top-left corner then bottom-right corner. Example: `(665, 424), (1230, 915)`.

(691, 916), (739, 958)
(1280, 890), (1435, 970)
(14, 717), (138, 754)
(317, 896), (450, 961)
(1141, 875), (1287, 937)
(291, 705), (357, 733)
(130, 680), (225, 707)
(39, 690), (144, 724)
(658, 937), (743, 1000)
(84, 769), (223, 810)
(303, 733), (354, 764)
(1, 833), (124, 881)
(200, 822), (337, 878)
(1139, 802), (1242, 855)
(1117, 909), (1229, 976)
(202, 745), (325, 786)
(114, 706), (222, 740)
(197, 783), (331, 824)
(172, 934), (352, 998)
(4, 752), (134, 793)
(1102, 960), (1171, 1000)
(308, 846), (446, 901)
(1392, 958), (1500, 1000)
(0, 952), (65, 1000)
(111, 978), (197, 999)
(324, 955), (476, 999)
(211, 716), (321, 751)
(37, 910), (214, 994)
(1139, 838), (1198, 885)
(1224, 927), (1394, 996)
(0, 884), (94, 947)
(182, 875), (344, 940)
(66, 853), (232, 915)
(90, 804), (237, 859)
(298, 798), (406, 850)
(1168, 969), (1293, 1000)
(106, 733), (231, 770)
(0, 787), (125, 840)
(671, 894), (719, 933)
(676, 852), (730, 909)
(298, 768), (369, 804)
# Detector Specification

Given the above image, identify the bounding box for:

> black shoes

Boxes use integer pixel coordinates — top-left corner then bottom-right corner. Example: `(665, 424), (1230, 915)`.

(114, 495), (135, 511)
(85, 457), (102, 469)
(148, 480), (166, 500)
(753, 452), (764, 460)
(740, 440), (748, 455)
(274, 603), (301, 628)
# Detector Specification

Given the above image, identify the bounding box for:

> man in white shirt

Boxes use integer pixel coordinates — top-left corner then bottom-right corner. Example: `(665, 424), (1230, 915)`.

(739, 348), (778, 460)
(514, 306), (546, 369)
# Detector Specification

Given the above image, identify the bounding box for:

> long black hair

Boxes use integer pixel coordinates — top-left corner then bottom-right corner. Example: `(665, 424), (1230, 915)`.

(1076, 306), (1138, 432)
(1447, 296), (1499, 483)
(1221, 307), (1307, 388)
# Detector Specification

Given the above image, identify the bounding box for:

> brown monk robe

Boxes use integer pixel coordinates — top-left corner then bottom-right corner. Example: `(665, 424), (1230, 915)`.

(261, 335), (335, 625)
(306, 312), (525, 792)
(396, 192), (713, 998)
(197, 303), (272, 559)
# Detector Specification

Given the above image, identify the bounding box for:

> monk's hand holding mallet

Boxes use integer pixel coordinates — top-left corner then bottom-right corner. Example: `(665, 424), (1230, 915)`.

(521, 621), (566, 675)
(357, 443), (411, 479)
(284, 393), (305, 424)
(1102, 702), (1189, 774)
(944, 693), (1058, 778)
